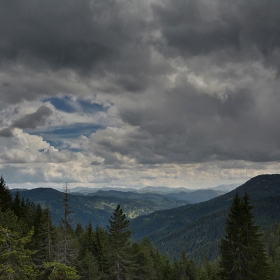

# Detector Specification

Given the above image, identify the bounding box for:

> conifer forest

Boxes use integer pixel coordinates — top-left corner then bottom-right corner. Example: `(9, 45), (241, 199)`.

(1, 176), (280, 279)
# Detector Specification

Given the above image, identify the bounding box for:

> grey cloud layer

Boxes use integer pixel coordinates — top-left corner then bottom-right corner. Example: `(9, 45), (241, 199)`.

(153, 0), (280, 63)
(0, 0), (154, 98)
(1, 0), (280, 169)
(12, 106), (52, 129)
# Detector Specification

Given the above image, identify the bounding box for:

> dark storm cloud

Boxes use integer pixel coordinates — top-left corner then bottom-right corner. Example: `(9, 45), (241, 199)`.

(0, 0), (153, 80)
(0, 0), (157, 110)
(153, 0), (280, 65)
(0, 128), (13, 137)
(0, 0), (114, 71)
(12, 105), (52, 129)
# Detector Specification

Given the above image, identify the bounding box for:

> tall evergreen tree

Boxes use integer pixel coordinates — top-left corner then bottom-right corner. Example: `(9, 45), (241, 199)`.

(219, 192), (270, 280)
(93, 225), (109, 275)
(79, 251), (100, 280)
(33, 206), (56, 265)
(12, 191), (22, 217)
(56, 183), (77, 266)
(0, 176), (12, 212)
(107, 204), (133, 280)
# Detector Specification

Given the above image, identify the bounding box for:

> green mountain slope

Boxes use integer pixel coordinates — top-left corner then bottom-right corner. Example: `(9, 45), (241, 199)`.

(130, 174), (280, 261)
(12, 188), (187, 227)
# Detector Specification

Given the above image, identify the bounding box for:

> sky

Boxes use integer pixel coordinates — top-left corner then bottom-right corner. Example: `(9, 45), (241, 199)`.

(1, 0), (280, 190)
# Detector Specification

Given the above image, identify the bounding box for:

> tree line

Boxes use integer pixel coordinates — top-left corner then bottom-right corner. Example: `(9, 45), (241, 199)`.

(1, 175), (280, 279)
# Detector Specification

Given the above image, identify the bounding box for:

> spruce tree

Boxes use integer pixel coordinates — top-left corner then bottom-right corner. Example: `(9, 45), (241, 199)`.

(33, 207), (56, 265)
(219, 192), (270, 280)
(0, 176), (12, 212)
(107, 204), (133, 280)
(94, 225), (109, 277)
(79, 251), (100, 280)
(56, 183), (77, 266)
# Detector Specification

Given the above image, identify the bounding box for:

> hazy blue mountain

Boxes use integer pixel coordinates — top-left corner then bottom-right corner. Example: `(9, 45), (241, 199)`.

(165, 189), (223, 203)
(68, 186), (137, 195)
(130, 174), (280, 261)
(138, 186), (193, 194)
(211, 183), (240, 192)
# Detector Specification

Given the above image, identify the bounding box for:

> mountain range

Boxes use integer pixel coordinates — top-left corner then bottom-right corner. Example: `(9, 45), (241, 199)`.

(11, 188), (185, 227)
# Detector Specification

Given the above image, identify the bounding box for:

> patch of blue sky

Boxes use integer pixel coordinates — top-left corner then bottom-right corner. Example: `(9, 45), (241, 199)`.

(26, 123), (104, 150)
(43, 96), (109, 114)
(27, 123), (104, 138)
(78, 99), (108, 113)
(43, 96), (76, 113)
(44, 139), (65, 150)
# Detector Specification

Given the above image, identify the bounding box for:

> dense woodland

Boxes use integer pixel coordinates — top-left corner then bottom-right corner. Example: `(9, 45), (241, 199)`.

(1, 176), (280, 279)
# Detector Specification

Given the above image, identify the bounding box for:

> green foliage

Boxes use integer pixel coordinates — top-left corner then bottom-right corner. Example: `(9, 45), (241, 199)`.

(219, 192), (270, 280)
(75, 223), (84, 238)
(263, 223), (280, 279)
(79, 251), (100, 280)
(0, 226), (37, 279)
(0, 209), (28, 235)
(40, 262), (80, 279)
(130, 239), (157, 280)
(198, 259), (219, 280)
(175, 250), (197, 280)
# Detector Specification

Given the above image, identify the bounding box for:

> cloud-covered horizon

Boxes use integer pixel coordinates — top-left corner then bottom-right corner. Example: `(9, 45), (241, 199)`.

(1, 0), (280, 189)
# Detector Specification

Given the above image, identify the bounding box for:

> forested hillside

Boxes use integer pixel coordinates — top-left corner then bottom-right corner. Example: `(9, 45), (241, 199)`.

(2, 175), (280, 279)
(1, 175), (280, 279)
(130, 174), (280, 260)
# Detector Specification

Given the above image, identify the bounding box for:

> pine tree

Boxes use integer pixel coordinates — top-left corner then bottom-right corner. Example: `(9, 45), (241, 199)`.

(78, 222), (95, 259)
(33, 206), (56, 265)
(107, 204), (133, 280)
(219, 192), (270, 280)
(12, 191), (22, 217)
(176, 250), (197, 280)
(56, 183), (77, 266)
(0, 176), (12, 212)
(131, 239), (156, 280)
(75, 223), (84, 239)
(93, 225), (109, 275)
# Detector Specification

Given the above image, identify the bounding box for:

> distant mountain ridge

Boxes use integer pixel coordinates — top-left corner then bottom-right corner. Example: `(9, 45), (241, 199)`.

(211, 183), (240, 192)
(137, 186), (193, 194)
(11, 188), (187, 227)
(51, 183), (238, 195)
(10, 184), (226, 228)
